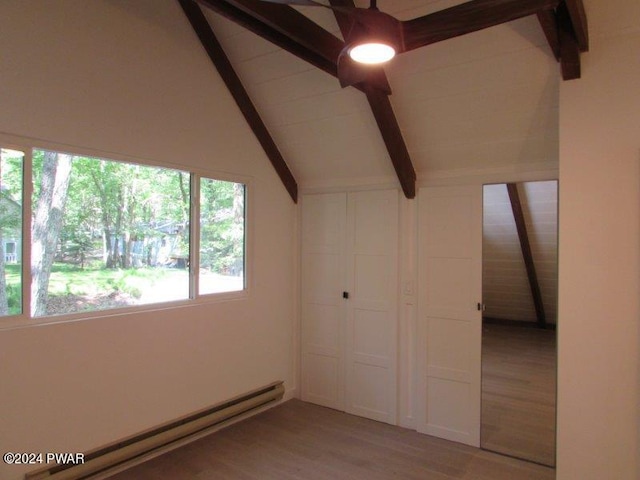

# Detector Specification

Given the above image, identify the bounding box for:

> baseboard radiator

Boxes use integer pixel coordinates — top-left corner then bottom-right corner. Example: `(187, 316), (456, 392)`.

(26, 381), (284, 480)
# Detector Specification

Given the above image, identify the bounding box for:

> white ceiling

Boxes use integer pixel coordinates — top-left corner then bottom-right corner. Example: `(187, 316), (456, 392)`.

(203, 0), (560, 190)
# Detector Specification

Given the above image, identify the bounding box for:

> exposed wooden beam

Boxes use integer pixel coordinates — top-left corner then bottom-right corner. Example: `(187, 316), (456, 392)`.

(557, 1), (581, 80)
(216, 0), (343, 60)
(506, 183), (546, 328)
(536, 9), (560, 60)
(564, 0), (588, 52)
(330, 0), (416, 199)
(537, 1), (585, 80)
(179, 0), (298, 202)
(365, 88), (416, 199)
(402, 0), (560, 52)
(195, 0), (339, 78)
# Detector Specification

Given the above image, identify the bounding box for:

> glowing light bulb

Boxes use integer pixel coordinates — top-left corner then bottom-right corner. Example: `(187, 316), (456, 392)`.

(348, 43), (396, 64)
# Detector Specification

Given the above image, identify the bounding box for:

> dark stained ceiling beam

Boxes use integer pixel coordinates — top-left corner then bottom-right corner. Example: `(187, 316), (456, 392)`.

(552, 1), (581, 80)
(564, 0), (589, 52)
(330, 0), (416, 199)
(506, 183), (546, 328)
(558, 5), (581, 79)
(213, 0), (343, 60)
(365, 88), (416, 199)
(195, 0), (339, 78)
(536, 0), (586, 80)
(402, 0), (560, 52)
(536, 9), (560, 60)
(179, 0), (298, 202)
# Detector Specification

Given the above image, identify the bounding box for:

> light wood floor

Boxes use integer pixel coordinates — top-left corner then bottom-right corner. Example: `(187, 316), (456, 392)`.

(109, 399), (554, 480)
(481, 323), (557, 466)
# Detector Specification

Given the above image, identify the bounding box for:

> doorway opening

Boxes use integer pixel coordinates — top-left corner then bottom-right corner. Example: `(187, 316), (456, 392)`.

(481, 181), (558, 467)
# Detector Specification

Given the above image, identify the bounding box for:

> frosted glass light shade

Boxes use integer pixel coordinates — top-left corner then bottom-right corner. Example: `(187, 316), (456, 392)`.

(348, 42), (396, 64)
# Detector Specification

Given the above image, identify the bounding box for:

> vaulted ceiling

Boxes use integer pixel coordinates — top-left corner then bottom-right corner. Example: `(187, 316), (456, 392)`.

(178, 0), (588, 201)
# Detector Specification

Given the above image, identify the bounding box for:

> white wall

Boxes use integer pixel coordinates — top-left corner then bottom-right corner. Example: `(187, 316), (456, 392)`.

(557, 0), (640, 477)
(0, 2), (296, 479)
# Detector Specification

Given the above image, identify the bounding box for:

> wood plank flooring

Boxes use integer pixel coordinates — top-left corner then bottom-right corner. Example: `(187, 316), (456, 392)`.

(481, 323), (557, 466)
(108, 399), (554, 480)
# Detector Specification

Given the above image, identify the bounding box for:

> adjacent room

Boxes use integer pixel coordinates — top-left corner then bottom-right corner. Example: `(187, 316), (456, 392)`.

(481, 181), (558, 466)
(0, 1), (638, 480)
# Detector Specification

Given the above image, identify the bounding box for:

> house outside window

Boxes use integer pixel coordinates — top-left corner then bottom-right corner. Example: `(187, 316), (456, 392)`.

(0, 148), (24, 317)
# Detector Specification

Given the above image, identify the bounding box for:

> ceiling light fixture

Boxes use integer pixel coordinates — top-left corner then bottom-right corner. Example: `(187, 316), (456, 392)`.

(348, 42), (396, 64)
(344, 0), (400, 66)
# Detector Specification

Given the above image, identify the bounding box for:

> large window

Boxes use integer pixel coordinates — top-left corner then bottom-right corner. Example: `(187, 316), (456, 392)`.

(0, 146), (246, 321)
(0, 149), (24, 317)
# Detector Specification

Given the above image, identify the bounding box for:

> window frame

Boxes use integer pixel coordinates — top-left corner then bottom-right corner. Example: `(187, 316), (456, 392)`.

(0, 133), (251, 330)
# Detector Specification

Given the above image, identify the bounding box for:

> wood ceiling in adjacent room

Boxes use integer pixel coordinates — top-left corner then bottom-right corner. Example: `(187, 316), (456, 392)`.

(182, 0), (587, 200)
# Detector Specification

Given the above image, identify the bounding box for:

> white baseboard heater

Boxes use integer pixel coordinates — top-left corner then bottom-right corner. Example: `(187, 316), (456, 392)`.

(26, 381), (284, 480)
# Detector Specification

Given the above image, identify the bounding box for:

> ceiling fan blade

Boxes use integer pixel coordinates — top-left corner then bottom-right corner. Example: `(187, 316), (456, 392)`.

(401, 0), (560, 52)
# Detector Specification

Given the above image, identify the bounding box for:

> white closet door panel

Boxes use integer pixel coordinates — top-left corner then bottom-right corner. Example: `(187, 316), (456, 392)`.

(301, 193), (346, 410)
(418, 186), (482, 446)
(305, 302), (340, 357)
(345, 189), (398, 424)
(350, 362), (392, 418)
(304, 354), (341, 406)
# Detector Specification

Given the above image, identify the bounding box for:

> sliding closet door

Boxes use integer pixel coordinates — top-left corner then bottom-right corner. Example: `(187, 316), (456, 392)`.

(345, 189), (398, 423)
(300, 193), (347, 410)
(417, 186), (482, 446)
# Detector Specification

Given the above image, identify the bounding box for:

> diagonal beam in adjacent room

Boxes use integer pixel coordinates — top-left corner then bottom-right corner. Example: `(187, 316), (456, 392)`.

(179, 0), (298, 203)
(330, 0), (416, 199)
(506, 183), (546, 328)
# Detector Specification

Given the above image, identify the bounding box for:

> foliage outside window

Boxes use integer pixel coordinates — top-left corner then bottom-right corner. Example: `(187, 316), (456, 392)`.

(199, 178), (245, 295)
(0, 149), (24, 317)
(0, 146), (246, 320)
